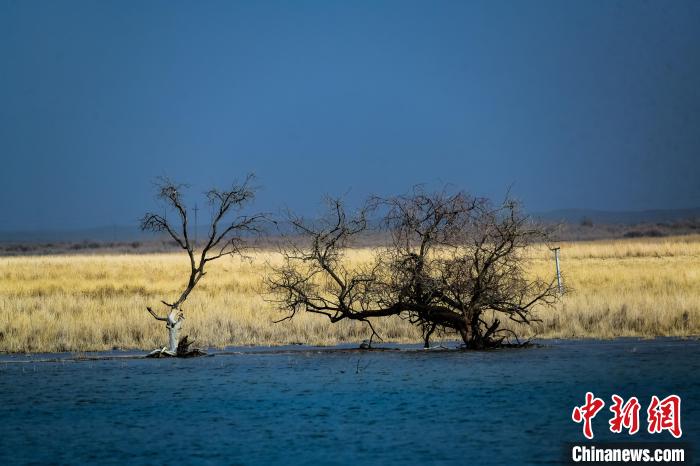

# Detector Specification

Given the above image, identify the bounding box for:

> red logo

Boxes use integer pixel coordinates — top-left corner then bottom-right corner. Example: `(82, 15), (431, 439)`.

(572, 392), (606, 439)
(647, 395), (682, 438)
(573, 393), (682, 439)
(609, 395), (641, 435)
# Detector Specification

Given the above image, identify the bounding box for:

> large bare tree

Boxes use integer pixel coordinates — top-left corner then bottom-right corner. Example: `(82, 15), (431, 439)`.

(140, 175), (263, 356)
(268, 187), (559, 349)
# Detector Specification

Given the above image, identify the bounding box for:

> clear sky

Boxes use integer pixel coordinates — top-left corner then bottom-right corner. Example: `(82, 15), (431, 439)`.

(1, 0), (699, 230)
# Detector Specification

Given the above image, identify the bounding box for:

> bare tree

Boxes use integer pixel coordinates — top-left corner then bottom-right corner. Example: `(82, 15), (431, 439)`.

(268, 187), (559, 349)
(140, 175), (263, 356)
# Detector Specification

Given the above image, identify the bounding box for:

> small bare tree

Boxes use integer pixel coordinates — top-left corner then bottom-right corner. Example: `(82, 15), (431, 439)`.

(140, 175), (263, 356)
(268, 187), (559, 349)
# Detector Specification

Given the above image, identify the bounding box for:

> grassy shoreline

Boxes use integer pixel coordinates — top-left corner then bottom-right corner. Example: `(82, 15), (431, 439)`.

(1, 235), (698, 353)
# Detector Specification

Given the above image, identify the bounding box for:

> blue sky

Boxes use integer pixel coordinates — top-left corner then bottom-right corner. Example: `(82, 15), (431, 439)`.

(1, 0), (699, 230)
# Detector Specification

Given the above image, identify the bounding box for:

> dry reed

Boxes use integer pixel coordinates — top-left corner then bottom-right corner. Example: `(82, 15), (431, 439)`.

(0, 235), (698, 352)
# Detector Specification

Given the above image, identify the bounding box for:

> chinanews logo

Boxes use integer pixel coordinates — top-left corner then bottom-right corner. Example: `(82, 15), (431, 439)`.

(572, 392), (682, 439)
(569, 393), (689, 464)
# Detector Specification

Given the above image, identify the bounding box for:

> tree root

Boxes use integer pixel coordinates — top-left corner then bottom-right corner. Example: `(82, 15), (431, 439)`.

(146, 335), (207, 358)
(459, 339), (533, 350)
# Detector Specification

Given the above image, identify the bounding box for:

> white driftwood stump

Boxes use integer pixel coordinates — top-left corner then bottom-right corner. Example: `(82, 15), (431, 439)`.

(146, 308), (205, 358)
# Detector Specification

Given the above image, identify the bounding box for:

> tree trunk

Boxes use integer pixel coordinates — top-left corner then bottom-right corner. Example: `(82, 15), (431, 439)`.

(423, 323), (436, 348)
(146, 306), (206, 358)
(166, 318), (182, 354)
(458, 325), (470, 348)
(146, 308), (184, 357)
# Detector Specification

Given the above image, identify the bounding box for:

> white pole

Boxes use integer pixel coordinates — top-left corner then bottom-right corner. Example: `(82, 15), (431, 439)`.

(552, 247), (563, 293)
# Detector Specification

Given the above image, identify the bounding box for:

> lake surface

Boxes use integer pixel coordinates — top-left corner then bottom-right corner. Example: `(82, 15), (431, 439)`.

(0, 339), (698, 465)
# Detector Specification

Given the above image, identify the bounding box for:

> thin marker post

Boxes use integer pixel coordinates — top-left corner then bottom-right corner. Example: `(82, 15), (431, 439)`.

(551, 246), (563, 293)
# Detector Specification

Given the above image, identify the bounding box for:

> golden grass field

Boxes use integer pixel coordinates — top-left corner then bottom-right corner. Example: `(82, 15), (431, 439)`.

(0, 235), (698, 353)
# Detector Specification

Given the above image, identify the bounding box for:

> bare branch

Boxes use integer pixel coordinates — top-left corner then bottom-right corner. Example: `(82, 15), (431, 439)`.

(142, 175), (263, 349)
(268, 186), (559, 349)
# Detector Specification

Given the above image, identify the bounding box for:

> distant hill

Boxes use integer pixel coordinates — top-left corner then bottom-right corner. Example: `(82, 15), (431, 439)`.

(1, 207), (700, 245)
(533, 208), (700, 225)
(0, 225), (149, 243)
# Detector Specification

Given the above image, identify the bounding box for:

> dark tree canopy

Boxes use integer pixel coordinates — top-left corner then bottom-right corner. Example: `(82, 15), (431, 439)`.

(268, 187), (559, 349)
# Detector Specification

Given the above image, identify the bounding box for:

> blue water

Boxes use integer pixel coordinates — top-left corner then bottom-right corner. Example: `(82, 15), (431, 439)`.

(0, 339), (698, 465)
